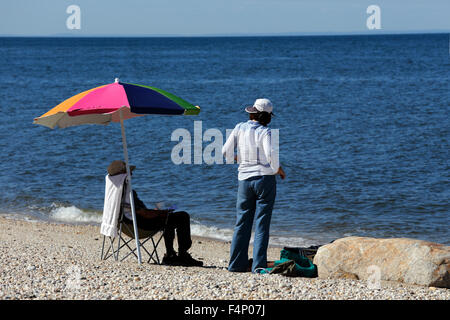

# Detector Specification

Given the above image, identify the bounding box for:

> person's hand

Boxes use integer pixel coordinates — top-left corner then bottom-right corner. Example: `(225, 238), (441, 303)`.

(277, 167), (286, 180)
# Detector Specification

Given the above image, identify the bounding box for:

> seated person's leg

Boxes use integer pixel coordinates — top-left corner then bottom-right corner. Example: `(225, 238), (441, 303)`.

(126, 208), (202, 266)
(162, 223), (176, 257)
(164, 211), (202, 266)
(134, 209), (178, 257)
(167, 211), (192, 254)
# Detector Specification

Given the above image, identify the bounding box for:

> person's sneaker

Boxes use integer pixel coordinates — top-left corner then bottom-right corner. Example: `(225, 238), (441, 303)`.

(177, 252), (203, 267)
(162, 252), (179, 265)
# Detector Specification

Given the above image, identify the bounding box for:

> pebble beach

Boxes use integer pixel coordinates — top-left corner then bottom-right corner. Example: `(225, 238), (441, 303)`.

(0, 216), (448, 300)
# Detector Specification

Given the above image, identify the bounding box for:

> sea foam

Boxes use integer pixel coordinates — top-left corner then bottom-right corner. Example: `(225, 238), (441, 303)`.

(49, 204), (102, 224)
(35, 204), (321, 247)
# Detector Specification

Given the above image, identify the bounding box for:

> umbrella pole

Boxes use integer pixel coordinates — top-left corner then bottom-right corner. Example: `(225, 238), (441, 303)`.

(119, 109), (142, 265)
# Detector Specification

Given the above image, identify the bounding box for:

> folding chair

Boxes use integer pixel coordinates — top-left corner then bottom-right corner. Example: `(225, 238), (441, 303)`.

(101, 181), (168, 264)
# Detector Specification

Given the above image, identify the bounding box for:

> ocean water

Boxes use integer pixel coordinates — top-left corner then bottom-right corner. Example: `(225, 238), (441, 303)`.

(0, 34), (448, 247)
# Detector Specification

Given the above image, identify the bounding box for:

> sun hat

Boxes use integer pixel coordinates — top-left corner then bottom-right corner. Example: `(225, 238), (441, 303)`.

(107, 160), (136, 176)
(245, 98), (274, 115)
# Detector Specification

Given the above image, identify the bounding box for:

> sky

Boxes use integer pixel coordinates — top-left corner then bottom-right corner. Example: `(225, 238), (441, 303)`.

(0, 0), (449, 36)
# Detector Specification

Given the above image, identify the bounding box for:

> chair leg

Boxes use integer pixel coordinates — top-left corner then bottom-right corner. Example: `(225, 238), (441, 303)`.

(148, 232), (164, 264)
(121, 237), (152, 262)
(103, 221), (167, 264)
(101, 236), (106, 260)
(101, 236), (119, 261)
(109, 237), (118, 261)
(120, 237), (140, 261)
(117, 223), (123, 261)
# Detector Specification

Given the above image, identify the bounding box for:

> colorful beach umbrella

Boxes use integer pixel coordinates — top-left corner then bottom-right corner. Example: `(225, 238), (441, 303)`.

(34, 78), (200, 129)
(33, 78), (201, 264)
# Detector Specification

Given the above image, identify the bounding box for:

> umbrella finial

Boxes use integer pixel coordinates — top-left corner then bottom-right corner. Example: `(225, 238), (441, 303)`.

(115, 78), (120, 83)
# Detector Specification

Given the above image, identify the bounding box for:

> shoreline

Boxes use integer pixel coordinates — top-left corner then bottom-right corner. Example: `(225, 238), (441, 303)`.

(3, 209), (447, 248)
(0, 216), (448, 300)
(0, 212), (295, 249)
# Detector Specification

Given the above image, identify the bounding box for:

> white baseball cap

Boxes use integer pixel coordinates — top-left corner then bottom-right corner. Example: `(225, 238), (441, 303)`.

(245, 98), (274, 115)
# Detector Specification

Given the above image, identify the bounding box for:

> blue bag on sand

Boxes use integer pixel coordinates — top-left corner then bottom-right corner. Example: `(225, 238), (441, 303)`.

(258, 249), (318, 277)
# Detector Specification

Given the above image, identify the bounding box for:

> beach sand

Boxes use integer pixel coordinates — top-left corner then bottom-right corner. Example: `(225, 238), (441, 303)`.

(0, 216), (448, 300)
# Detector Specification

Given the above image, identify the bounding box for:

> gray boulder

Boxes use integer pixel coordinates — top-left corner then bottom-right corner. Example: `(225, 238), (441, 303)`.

(313, 236), (450, 288)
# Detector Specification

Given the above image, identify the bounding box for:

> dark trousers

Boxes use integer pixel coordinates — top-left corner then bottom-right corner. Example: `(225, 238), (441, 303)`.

(125, 210), (192, 254)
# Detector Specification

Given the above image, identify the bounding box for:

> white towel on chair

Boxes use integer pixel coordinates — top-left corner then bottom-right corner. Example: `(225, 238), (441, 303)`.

(100, 173), (127, 238)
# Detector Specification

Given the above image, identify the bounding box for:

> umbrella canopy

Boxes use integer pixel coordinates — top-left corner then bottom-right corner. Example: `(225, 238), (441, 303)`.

(33, 78), (200, 264)
(33, 78), (200, 129)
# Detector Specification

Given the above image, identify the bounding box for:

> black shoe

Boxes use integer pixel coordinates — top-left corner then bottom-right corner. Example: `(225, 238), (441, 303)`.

(162, 252), (179, 265)
(177, 252), (203, 267)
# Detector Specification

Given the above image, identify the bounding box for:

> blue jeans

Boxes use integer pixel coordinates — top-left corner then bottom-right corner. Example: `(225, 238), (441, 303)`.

(228, 175), (277, 273)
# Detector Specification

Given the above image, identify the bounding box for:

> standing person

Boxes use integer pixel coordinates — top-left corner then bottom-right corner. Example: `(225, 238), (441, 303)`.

(222, 98), (286, 273)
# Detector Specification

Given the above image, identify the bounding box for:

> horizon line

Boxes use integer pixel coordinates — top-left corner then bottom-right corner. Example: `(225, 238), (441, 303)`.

(1, 30), (449, 38)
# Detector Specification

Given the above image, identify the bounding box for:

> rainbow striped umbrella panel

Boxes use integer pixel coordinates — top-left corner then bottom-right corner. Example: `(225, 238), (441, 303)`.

(34, 78), (200, 129)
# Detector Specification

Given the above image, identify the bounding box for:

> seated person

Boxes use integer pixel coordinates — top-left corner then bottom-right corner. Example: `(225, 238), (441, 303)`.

(107, 160), (203, 267)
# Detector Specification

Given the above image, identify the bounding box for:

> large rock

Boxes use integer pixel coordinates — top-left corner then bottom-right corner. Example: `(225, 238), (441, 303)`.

(313, 237), (450, 288)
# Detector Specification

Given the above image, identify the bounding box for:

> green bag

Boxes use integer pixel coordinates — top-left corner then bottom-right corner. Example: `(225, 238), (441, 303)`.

(269, 259), (299, 277)
(258, 249), (317, 277)
(280, 249), (317, 277)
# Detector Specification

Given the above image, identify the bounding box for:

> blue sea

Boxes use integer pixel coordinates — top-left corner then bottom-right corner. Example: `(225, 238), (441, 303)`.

(0, 34), (448, 246)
